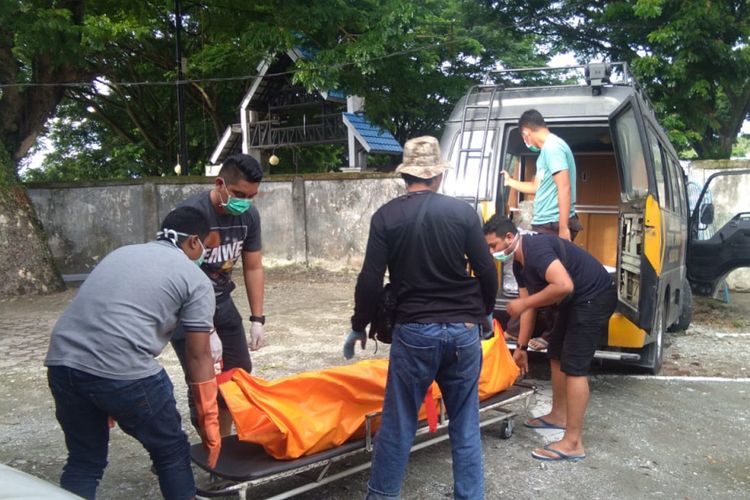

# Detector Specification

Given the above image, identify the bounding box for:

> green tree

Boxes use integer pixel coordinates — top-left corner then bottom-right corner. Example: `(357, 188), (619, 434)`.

(732, 134), (750, 159)
(3, 0), (548, 296)
(25, 0), (549, 181)
(510, 0), (750, 159)
(292, 0), (551, 142)
(0, 0), (88, 296)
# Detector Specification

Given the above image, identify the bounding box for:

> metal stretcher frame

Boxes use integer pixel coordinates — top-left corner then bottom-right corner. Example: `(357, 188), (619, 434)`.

(191, 383), (536, 500)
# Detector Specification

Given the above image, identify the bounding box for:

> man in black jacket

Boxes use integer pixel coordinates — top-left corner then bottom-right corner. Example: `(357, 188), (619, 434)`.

(344, 136), (498, 499)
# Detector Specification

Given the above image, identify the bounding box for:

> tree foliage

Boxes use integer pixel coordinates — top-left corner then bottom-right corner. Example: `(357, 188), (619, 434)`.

(508, 0), (750, 159)
(15, 0), (549, 181)
(0, 0), (87, 184)
(9, 0), (749, 184)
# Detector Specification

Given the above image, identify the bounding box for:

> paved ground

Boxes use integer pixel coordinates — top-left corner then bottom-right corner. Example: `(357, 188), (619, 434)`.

(1, 267), (749, 499)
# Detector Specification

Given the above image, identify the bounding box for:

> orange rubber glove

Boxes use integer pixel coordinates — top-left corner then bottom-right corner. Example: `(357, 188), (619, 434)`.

(190, 379), (221, 469)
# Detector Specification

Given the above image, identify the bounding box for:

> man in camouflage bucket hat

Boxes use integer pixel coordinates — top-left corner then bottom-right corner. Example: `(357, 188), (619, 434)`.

(344, 136), (498, 499)
(394, 135), (451, 179)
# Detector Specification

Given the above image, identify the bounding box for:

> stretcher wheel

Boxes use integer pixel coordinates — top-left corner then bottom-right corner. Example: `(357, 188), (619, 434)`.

(498, 418), (514, 439)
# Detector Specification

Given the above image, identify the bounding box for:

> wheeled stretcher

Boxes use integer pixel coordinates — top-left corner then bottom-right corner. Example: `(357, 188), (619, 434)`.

(190, 382), (535, 499)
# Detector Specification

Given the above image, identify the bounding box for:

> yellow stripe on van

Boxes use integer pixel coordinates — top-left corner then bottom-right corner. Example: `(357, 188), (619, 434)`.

(608, 312), (647, 348)
(479, 201), (495, 222)
(643, 194), (663, 276)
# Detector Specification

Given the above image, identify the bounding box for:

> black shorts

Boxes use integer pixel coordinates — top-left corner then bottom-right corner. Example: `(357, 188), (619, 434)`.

(546, 285), (617, 376)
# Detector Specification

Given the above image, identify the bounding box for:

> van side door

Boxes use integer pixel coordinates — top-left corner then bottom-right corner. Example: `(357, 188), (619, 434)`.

(687, 169), (750, 295)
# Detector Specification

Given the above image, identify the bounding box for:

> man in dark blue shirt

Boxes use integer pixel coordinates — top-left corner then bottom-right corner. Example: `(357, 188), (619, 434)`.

(345, 136), (497, 499)
(484, 215), (616, 462)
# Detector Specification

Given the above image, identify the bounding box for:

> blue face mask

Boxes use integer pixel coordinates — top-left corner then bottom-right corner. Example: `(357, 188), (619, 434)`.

(219, 178), (252, 215)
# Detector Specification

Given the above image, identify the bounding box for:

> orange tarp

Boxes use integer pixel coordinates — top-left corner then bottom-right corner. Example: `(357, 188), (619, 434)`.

(219, 322), (519, 460)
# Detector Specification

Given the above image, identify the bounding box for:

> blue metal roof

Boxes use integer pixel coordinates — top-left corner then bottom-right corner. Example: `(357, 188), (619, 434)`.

(342, 113), (403, 154)
(327, 89), (347, 101)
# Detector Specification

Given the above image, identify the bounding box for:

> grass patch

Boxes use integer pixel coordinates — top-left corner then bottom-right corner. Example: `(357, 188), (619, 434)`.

(692, 295), (750, 331)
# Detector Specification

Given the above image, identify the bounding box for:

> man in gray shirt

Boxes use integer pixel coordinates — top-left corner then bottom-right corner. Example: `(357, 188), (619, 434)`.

(45, 207), (220, 500)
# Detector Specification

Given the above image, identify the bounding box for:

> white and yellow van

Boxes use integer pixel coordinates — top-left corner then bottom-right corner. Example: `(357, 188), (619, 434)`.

(440, 62), (750, 373)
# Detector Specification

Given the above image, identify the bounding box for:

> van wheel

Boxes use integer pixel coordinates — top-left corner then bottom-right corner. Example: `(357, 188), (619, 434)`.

(638, 301), (666, 374)
(668, 283), (692, 332)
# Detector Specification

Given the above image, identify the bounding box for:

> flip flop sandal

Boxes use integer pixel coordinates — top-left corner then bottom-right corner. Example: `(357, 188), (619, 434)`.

(528, 337), (549, 350)
(531, 444), (586, 462)
(523, 416), (566, 430)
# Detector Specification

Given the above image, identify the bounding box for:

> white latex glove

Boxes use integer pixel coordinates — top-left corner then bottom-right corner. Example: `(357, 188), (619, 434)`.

(249, 321), (267, 351)
(209, 329), (223, 374)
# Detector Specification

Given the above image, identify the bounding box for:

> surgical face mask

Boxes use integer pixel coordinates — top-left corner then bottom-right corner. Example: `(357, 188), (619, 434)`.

(193, 239), (206, 267)
(157, 229), (206, 266)
(492, 234), (520, 263)
(524, 141), (541, 153)
(218, 178), (252, 215)
(493, 250), (514, 263)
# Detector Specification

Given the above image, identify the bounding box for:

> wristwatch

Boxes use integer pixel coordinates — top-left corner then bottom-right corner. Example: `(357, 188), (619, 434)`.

(517, 344), (529, 351)
(249, 315), (266, 325)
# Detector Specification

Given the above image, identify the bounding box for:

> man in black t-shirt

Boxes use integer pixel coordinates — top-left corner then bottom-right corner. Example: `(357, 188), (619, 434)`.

(171, 154), (266, 435)
(484, 215), (616, 462)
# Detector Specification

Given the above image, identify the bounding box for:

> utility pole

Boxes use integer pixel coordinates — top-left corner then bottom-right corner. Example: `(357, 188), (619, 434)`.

(174, 0), (189, 175)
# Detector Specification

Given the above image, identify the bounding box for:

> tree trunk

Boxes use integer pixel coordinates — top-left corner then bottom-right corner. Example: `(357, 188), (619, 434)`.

(0, 0), (84, 297)
(0, 168), (64, 298)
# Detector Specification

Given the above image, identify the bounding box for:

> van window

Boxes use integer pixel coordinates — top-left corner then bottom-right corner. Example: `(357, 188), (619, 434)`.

(668, 158), (686, 216)
(501, 151), (521, 212)
(612, 107), (649, 198)
(443, 130), (496, 200)
(646, 127), (668, 207)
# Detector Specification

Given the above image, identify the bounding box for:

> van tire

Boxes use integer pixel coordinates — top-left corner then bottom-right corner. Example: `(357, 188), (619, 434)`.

(668, 283), (692, 332)
(638, 301), (666, 374)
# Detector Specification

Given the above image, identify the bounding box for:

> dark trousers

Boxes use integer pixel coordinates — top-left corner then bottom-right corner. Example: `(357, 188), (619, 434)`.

(170, 297), (252, 426)
(47, 366), (194, 500)
(531, 213), (583, 242)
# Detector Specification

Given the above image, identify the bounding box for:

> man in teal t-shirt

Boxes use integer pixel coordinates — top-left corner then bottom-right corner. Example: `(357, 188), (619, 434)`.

(503, 109), (581, 241)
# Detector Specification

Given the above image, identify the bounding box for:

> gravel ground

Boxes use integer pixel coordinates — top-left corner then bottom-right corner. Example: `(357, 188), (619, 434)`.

(0, 267), (748, 499)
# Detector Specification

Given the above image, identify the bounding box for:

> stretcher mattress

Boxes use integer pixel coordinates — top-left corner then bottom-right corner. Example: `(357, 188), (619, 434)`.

(191, 384), (531, 480)
(216, 321), (519, 460)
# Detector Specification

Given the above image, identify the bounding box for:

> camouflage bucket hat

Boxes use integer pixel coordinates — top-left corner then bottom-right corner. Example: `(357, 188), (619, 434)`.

(395, 136), (451, 179)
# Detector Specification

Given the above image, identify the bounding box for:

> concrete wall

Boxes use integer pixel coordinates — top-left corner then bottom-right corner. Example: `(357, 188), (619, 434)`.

(27, 174), (404, 277)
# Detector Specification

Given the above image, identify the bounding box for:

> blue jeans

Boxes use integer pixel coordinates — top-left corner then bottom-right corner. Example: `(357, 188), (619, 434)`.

(367, 323), (484, 500)
(47, 366), (195, 500)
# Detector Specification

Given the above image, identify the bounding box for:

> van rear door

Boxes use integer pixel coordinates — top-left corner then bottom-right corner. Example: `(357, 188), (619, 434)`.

(687, 169), (750, 295)
(608, 95), (654, 325)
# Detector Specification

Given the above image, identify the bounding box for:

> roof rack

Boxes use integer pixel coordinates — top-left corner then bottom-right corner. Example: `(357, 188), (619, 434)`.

(486, 61), (630, 85)
(481, 61), (658, 121)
